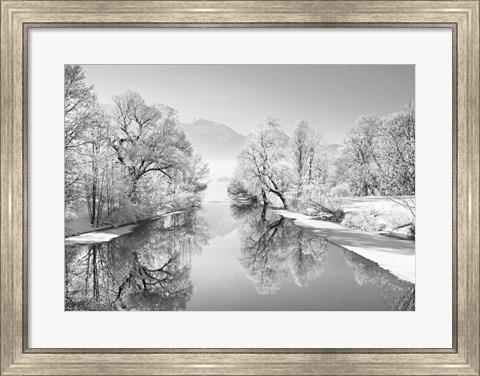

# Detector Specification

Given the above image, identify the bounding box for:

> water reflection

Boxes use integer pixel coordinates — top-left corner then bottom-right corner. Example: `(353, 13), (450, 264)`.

(339, 246), (415, 310)
(65, 203), (415, 311)
(233, 205), (327, 294)
(232, 204), (414, 310)
(65, 210), (209, 311)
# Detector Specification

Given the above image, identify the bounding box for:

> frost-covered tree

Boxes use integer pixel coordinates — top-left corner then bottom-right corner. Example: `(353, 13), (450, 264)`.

(64, 65), (96, 152)
(376, 103), (415, 195)
(233, 116), (290, 208)
(288, 120), (333, 212)
(81, 105), (114, 226)
(291, 120), (323, 196)
(111, 91), (195, 202)
(64, 65), (97, 210)
(338, 105), (415, 198)
(342, 114), (382, 196)
(65, 73), (209, 230)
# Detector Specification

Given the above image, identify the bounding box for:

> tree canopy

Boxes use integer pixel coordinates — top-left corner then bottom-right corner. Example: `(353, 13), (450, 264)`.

(64, 65), (208, 229)
(229, 103), (415, 218)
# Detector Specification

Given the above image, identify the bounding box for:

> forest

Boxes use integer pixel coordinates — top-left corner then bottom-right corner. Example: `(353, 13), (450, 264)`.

(65, 63), (414, 239)
(228, 104), (415, 236)
(64, 64), (415, 311)
(65, 65), (208, 232)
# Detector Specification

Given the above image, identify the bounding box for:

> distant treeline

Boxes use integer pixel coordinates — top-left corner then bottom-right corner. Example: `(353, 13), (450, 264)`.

(65, 65), (208, 227)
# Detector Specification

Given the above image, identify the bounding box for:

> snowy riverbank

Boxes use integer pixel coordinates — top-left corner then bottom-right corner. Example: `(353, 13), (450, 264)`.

(273, 209), (415, 283)
(64, 209), (184, 246)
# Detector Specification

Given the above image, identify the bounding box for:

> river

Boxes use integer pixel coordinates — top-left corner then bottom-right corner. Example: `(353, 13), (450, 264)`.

(64, 162), (414, 311)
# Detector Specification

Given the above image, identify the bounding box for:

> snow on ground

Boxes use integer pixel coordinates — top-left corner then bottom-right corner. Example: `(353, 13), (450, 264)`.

(65, 211), (113, 237)
(339, 196), (414, 220)
(65, 223), (141, 246)
(65, 210), (185, 246)
(336, 196), (415, 237)
(273, 209), (415, 283)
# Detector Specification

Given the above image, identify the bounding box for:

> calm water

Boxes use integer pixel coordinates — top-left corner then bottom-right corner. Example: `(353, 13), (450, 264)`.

(65, 182), (414, 311)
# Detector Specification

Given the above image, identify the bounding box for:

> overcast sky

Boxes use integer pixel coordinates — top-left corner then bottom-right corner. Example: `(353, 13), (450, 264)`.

(82, 64), (414, 144)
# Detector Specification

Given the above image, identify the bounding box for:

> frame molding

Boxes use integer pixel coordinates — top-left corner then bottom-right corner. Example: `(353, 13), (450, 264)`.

(1, 1), (478, 375)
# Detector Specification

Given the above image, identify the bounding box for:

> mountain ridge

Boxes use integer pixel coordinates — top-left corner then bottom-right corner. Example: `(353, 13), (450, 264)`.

(179, 118), (343, 160)
(179, 118), (247, 160)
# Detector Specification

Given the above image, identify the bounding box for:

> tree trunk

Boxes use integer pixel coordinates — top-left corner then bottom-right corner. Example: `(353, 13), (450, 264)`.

(261, 190), (269, 205)
(90, 179), (97, 225)
(128, 176), (139, 204)
(271, 190), (288, 209)
(261, 202), (268, 221)
(278, 193), (288, 209)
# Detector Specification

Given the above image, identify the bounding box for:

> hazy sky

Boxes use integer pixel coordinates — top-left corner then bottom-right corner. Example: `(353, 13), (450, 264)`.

(82, 65), (414, 144)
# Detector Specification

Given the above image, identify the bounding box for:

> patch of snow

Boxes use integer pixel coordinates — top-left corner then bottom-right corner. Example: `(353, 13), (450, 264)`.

(339, 196), (415, 217)
(273, 209), (415, 284)
(65, 222), (141, 245)
(163, 211), (182, 216)
(65, 232), (126, 246)
(65, 211), (113, 237)
(65, 210), (190, 246)
(273, 210), (310, 221)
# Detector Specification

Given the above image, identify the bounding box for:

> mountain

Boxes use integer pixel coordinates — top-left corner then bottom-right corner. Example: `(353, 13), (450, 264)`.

(179, 118), (247, 160)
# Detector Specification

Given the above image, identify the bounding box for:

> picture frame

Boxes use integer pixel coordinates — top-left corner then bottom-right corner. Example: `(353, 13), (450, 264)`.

(1, 0), (478, 374)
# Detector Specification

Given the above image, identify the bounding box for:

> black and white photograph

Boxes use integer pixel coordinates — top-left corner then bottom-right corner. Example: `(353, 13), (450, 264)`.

(64, 64), (415, 311)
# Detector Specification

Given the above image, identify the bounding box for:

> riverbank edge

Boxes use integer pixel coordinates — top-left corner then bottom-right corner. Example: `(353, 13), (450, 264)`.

(272, 208), (415, 284)
(65, 206), (195, 239)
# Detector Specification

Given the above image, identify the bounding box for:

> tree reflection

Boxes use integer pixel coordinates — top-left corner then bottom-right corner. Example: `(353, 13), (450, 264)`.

(339, 246), (415, 311)
(113, 250), (192, 311)
(289, 231), (327, 288)
(233, 204), (414, 311)
(65, 242), (117, 310)
(233, 205), (327, 294)
(65, 210), (209, 311)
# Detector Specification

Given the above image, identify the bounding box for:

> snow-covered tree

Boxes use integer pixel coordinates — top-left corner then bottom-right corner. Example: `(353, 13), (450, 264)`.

(81, 105), (113, 226)
(64, 65), (96, 211)
(376, 103), (415, 195)
(233, 116), (291, 208)
(64, 65), (96, 152)
(65, 72), (210, 229)
(342, 114), (382, 196)
(338, 105), (415, 198)
(288, 120), (332, 211)
(290, 120), (323, 196)
(111, 91), (194, 202)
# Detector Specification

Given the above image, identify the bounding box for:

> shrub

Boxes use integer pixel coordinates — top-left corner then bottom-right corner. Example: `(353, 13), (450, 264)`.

(342, 210), (386, 232)
(305, 194), (345, 222)
(105, 198), (145, 226)
(227, 179), (250, 197)
(329, 183), (351, 197)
